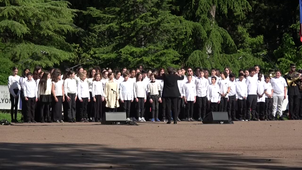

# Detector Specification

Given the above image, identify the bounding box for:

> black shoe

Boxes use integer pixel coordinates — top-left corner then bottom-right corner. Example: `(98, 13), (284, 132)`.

(198, 117), (202, 121)
(233, 118), (238, 121)
(174, 121), (177, 124)
(166, 121), (171, 124)
(177, 117), (181, 122)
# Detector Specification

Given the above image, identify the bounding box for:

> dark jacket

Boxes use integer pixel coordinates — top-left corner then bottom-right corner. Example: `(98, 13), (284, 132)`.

(157, 74), (184, 98)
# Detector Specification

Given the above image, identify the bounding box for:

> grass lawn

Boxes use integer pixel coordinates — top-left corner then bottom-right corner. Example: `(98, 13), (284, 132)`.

(0, 112), (22, 122)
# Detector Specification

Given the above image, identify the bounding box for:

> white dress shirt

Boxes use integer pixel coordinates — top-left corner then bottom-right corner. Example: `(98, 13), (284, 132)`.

(134, 81), (147, 99)
(207, 83), (221, 103)
(24, 79), (37, 98)
(183, 81), (196, 101)
(228, 80), (237, 98)
(87, 78), (93, 92)
(257, 80), (266, 102)
(38, 79), (52, 98)
(236, 80), (247, 100)
(219, 79), (230, 98)
(78, 79), (89, 100)
(119, 80), (134, 101)
(147, 81), (161, 96)
(8, 75), (21, 97)
(92, 81), (105, 97)
(246, 76), (258, 95)
(264, 82), (273, 98)
(195, 77), (209, 97)
(52, 80), (63, 97)
(64, 78), (77, 96)
(270, 77), (287, 96)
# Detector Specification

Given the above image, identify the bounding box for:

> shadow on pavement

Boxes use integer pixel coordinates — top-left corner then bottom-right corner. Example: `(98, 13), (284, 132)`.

(0, 143), (300, 169)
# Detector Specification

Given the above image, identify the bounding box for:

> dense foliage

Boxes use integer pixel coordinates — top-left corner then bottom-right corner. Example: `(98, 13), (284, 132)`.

(0, 0), (301, 84)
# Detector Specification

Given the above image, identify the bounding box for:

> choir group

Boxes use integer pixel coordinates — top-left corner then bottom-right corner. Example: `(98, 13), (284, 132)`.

(7, 64), (302, 124)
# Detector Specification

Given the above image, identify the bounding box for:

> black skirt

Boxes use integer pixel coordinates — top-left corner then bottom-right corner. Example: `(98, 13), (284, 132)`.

(40, 95), (52, 103)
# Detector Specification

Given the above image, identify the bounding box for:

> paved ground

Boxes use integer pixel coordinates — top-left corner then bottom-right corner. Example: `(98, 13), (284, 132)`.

(1, 121), (302, 169)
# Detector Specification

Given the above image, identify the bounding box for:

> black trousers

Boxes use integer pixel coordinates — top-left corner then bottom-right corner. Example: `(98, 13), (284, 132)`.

(40, 99), (51, 122)
(26, 97), (36, 122)
(228, 95), (236, 120)
(186, 101), (194, 118)
(237, 99), (246, 120)
(289, 94), (300, 119)
(88, 92), (95, 119)
(66, 93), (76, 121)
(20, 90), (27, 121)
(257, 102), (265, 120)
(247, 95), (257, 120)
(210, 103), (219, 112)
(136, 97), (145, 118)
(165, 97), (178, 122)
(265, 98), (273, 120)
(94, 95), (103, 120)
(150, 95), (159, 119)
(10, 89), (19, 121)
(299, 93), (302, 119)
(160, 98), (166, 119)
(122, 100), (131, 118)
(219, 97), (228, 112)
(196, 97), (207, 120)
(52, 96), (63, 121)
(176, 97), (183, 119)
(79, 98), (88, 119)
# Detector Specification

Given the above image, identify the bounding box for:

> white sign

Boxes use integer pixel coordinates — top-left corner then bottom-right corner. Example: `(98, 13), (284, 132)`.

(0, 85), (21, 110)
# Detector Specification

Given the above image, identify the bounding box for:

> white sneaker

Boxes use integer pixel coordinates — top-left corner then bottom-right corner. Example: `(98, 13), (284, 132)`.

(142, 117), (146, 122)
(138, 117), (142, 122)
(126, 118), (131, 121)
(245, 119), (249, 121)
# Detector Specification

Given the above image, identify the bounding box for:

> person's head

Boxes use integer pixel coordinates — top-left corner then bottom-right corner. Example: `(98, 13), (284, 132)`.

(52, 69), (61, 82)
(103, 71), (109, 79)
(80, 73), (86, 81)
(136, 73), (142, 81)
(159, 68), (165, 76)
(89, 69), (96, 78)
(195, 67), (201, 76)
(136, 68), (141, 74)
(147, 70), (152, 77)
(211, 68), (216, 76)
(27, 72), (33, 81)
(108, 72), (114, 80)
(216, 69), (221, 77)
(290, 63), (296, 72)
(187, 75), (192, 82)
(239, 69), (244, 75)
(22, 68), (30, 77)
(275, 70), (281, 78)
(254, 65), (260, 73)
(221, 71), (227, 80)
(167, 67), (174, 75)
(139, 65), (143, 71)
(150, 74), (155, 81)
(68, 70), (75, 79)
(258, 72), (263, 81)
(187, 67), (193, 76)
(94, 66), (101, 74)
(249, 67), (256, 77)
(122, 67), (127, 74)
(204, 69), (209, 77)
(123, 73), (129, 81)
(142, 70), (147, 78)
(77, 66), (84, 74)
(200, 70), (205, 77)
(11, 67), (18, 76)
(34, 66), (42, 74)
(265, 75), (270, 83)
(244, 69), (249, 77)
(94, 73), (101, 81)
(115, 71), (121, 79)
(181, 68), (186, 75)
(229, 73), (235, 82)
(211, 76), (217, 84)
(224, 67), (231, 75)
(239, 73), (244, 81)
(108, 68), (112, 73)
(130, 69), (136, 77)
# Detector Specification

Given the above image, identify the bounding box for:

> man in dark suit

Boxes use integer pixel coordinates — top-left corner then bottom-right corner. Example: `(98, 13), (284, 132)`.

(157, 67), (184, 124)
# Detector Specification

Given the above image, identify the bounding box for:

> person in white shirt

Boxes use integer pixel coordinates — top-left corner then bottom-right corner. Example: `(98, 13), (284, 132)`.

(147, 74), (162, 122)
(8, 67), (21, 122)
(37, 71), (52, 122)
(176, 69), (185, 121)
(134, 73), (147, 122)
(24, 73), (38, 123)
(256, 73), (266, 120)
(78, 73), (90, 122)
(119, 73), (134, 121)
(183, 75), (196, 121)
(270, 70), (287, 120)
(52, 70), (65, 123)
(228, 73), (237, 121)
(246, 68), (258, 121)
(195, 70), (209, 121)
(187, 68), (196, 83)
(115, 71), (124, 84)
(92, 73), (105, 122)
(207, 77), (221, 112)
(236, 73), (247, 121)
(219, 72), (230, 112)
(19, 68), (30, 122)
(87, 69), (96, 121)
(64, 70), (78, 122)
(264, 75), (273, 120)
